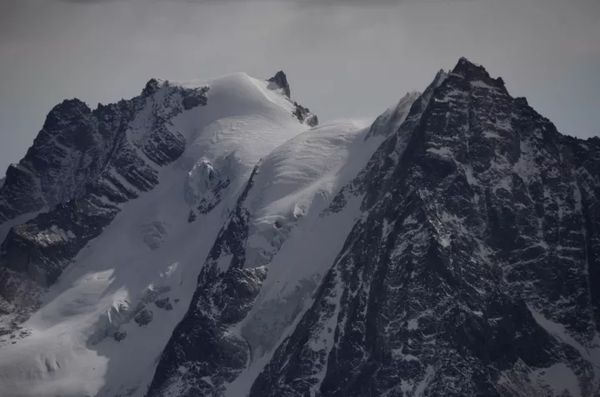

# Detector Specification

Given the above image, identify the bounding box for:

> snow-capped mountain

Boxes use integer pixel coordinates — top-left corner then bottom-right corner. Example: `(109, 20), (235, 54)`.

(0, 71), (316, 396)
(0, 59), (599, 397)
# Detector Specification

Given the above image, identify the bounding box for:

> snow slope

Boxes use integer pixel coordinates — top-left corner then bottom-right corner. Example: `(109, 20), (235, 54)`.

(242, 120), (375, 268)
(0, 72), (312, 397)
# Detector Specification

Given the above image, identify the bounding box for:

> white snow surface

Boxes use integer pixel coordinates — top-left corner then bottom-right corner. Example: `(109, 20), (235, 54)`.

(242, 119), (373, 268)
(0, 72), (313, 397)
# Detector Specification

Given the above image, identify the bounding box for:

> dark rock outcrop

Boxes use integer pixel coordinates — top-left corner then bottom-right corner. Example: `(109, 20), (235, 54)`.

(134, 308), (154, 327)
(293, 102), (319, 127)
(268, 71), (291, 98)
(250, 58), (600, 397)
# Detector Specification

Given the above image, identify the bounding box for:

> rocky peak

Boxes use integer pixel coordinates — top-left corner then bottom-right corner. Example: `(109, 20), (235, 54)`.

(39, 99), (97, 150)
(451, 56), (507, 92)
(267, 71), (291, 98)
(141, 78), (163, 97)
(0, 98), (104, 221)
(265, 71), (317, 126)
(45, 98), (91, 120)
(244, 60), (600, 396)
(36, 98), (96, 152)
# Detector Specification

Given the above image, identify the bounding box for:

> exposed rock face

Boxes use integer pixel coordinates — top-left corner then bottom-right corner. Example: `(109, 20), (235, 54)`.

(266, 71), (318, 127)
(249, 58), (600, 397)
(0, 99), (111, 221)
(148, 59), (600, 397)
(0, 80), (209, 313)
(293, 102), (319, 127)
(268, 71), (291, 98)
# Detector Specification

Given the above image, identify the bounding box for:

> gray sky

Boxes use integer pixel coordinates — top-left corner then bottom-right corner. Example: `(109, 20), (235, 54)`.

(1, 0), (599, 174)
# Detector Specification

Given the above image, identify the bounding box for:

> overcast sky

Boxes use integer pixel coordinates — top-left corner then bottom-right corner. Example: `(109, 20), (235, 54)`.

(0, 0), (598, 174)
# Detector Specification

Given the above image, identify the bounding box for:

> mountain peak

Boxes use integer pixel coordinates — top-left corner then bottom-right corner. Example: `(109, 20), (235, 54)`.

(44, 97), (90, 121)
(267, 71), (291, 98)
(452, 57), (506, 91)
(47, 98), (91, 118)
(453, 56), (486, 74)
(141, 77), (165, 97)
